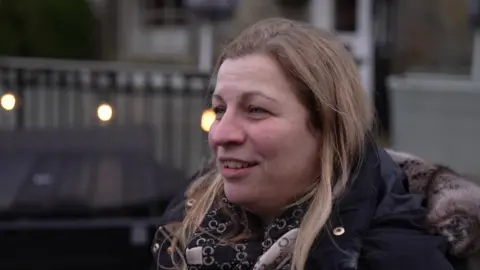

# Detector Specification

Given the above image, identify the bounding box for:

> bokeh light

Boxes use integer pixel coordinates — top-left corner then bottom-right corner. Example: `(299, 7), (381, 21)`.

(201, 108), (216, 132)
(97, 103), (113, 122)
(1, 93), (16, 111)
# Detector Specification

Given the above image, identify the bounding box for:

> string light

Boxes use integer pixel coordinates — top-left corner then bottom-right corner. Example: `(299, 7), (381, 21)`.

(0, 93), (16, 111)
(97, 103), (113, 122)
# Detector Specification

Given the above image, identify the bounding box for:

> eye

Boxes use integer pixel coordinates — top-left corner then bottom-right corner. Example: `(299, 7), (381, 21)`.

(248, 106), (268, 115)
(212, 106), (226, 119)
(246, 105), (271, 120)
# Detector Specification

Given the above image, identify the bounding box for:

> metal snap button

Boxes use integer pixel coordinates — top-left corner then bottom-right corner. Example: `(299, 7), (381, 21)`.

(152, 243), (160, 253)
(333, 227), (345, 236)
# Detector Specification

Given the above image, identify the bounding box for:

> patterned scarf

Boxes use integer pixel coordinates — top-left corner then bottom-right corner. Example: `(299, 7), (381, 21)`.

(185, 197), (307, 270)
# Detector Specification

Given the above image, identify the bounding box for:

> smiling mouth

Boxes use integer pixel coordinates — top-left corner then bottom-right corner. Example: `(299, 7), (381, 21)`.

(220, 160), (258, 169)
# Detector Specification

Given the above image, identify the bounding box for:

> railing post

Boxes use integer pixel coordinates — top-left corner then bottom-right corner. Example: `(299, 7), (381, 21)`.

(15, 68), (25, 129)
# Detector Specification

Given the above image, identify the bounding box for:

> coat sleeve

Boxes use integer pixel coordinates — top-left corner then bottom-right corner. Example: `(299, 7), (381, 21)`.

(359, 149), (465, 270)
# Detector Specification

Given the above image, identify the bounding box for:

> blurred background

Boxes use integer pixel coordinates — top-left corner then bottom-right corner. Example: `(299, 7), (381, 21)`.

(0, 0), (479, 269)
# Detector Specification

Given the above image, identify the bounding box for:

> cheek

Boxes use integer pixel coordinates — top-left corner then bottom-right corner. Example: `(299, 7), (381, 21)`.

(249, 125), (291, 156)
(253, 124), (319, 164)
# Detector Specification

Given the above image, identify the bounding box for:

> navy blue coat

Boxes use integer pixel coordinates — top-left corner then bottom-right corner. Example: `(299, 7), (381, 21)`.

(151, 140), (467, 270)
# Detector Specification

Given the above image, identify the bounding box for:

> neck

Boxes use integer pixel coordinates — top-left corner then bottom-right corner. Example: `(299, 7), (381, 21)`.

(260, 216), (275, 227)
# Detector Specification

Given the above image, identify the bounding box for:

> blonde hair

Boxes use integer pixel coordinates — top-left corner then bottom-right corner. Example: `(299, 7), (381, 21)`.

(163, 18), (373, 270)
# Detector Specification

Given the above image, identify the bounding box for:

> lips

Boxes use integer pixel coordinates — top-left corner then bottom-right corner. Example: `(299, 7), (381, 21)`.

(217, 158), (258, 179)
(222, 160), (256, 169)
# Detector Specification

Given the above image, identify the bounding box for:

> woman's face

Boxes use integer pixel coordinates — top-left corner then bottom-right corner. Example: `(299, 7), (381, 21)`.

(209, 54), (320, 217)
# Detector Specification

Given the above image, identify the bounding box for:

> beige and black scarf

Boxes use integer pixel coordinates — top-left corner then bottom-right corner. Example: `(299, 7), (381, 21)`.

(185, 196), (307, 270)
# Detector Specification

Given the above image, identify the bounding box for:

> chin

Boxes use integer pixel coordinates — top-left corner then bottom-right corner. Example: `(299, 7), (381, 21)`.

(223, 185), (253, 205)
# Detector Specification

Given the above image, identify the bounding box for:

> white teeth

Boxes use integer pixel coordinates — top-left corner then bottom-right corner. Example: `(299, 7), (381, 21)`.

(223, 161), (252, 169)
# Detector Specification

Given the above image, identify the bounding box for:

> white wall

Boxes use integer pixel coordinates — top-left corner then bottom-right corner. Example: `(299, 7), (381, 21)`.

(309, 0), (374, 96)
(117, 0), (192, 62)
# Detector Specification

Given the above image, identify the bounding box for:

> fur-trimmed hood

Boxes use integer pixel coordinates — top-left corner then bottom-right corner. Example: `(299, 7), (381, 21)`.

(386, 149), (480, 258)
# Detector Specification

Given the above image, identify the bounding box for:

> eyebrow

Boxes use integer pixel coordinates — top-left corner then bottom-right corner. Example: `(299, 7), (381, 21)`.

(212, 90), (278, 103)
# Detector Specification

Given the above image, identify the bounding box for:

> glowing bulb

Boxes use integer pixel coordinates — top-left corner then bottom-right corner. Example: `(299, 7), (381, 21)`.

(97, 103), (113, 122)
(201, 108), (216, 132)
(1, 93), (16, 111)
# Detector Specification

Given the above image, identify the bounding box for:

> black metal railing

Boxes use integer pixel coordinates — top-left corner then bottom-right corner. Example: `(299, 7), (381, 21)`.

(0, 57), (212, 175)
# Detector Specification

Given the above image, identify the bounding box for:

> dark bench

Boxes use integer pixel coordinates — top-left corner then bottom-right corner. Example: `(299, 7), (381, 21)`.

(0, 126), (189, 270)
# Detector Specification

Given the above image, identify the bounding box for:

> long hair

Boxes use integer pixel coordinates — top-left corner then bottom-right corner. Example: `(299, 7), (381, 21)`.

(165, 18), (373, 270)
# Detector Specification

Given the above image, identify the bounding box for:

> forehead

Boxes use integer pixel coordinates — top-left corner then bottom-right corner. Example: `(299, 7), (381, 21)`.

(213, 54), (295, 101)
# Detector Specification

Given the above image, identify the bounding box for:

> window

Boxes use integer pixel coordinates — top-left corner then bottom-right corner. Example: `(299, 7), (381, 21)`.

(335, 0), (357, 32)
(142, 0), (187, 26)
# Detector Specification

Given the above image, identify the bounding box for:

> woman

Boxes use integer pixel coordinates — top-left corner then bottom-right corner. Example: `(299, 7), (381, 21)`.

(151, 18), (470, 270)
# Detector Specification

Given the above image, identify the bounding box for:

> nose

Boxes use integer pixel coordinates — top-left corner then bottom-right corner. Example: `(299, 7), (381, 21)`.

(209, 114), (246, 147)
